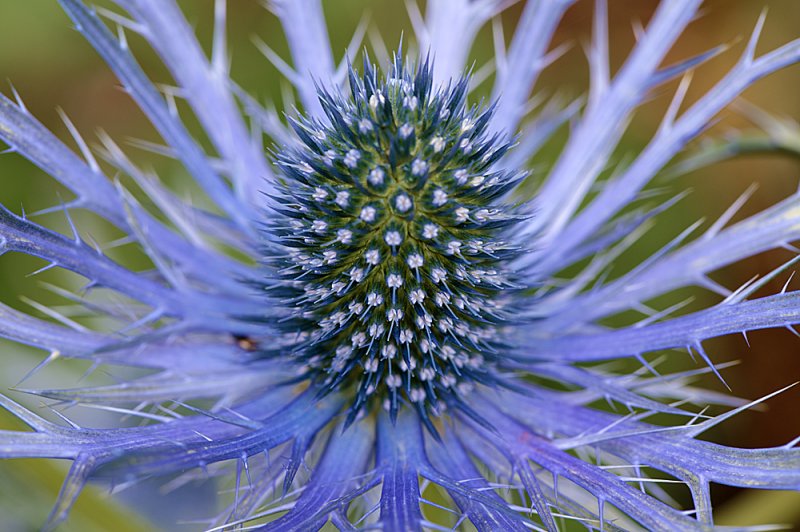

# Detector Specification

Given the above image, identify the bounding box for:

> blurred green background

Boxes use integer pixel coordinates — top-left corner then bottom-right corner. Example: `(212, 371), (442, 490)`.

(0, 0), (798, 529)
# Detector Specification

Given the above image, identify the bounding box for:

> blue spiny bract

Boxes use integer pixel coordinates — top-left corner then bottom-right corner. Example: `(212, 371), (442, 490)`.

(267, 56), (526, 421)
(4, 2), (800, 529)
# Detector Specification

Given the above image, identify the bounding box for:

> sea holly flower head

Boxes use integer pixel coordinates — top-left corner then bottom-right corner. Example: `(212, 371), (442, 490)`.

(0, 0), (799, 530)
(267, 54), (525, 423)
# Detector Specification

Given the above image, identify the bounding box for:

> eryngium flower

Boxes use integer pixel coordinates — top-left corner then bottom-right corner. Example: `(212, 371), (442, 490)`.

(268, 56), (527, 425)
(0, 0), (798, 530)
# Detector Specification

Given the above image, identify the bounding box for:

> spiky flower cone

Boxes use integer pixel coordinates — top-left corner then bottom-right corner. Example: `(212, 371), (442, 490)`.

(267, 55), (526, 423)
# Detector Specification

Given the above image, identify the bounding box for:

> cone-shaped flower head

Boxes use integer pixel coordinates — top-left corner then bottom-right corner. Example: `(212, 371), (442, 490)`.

(267, 56), (525, 420)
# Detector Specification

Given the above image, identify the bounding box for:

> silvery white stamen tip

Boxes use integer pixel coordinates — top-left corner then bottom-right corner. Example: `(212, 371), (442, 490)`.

(384, 231), (402, 246)
(416, 314), (432, 329)
(435, 292), (450, 306)
(335, 190), (350, 207)
(409, 289), (426, 304)
(431, 136), (445, 153)
(365, 249), (380, 265)
(386, 374), (402, 388)
(344, 149), (361, 168)
(386, 273), (403, 288)
(360, 206), (376, 222)
(399, 123), (414, 139)
(381, 343), (397, 359)
(419, 367), (435, 381)
(331, 281), (346, 294)
(311, 220), (327, 233)
(407, 254), (423, 268)
(446, 241), (462, 255)
(422, 223), (439, 239)
(351, 332), (367, 346)
(349, 268), (364, 282)
(455, 207), (469, 223)
(410, 388), (426, 402)
(457, 382), (474, 396)
(432, 189), (448, 207)
(474, 209), (490, 222)
(337, 229), (352, 244)
(367, 292), (384, 306)
(454, 169), (468, 185)
(399, 329), (413, 343)
(395, 194), (412, 212)
(369, 91), (384, 110)
(411, 159), (428, 176)
(441, 374), (456, 388)
(399, 357), (417, 371)
(386, 308), (403, 322)
(358, 119), (373, 133)
(336, 345), (352, 357)
(332, 356), (347, 372)
(312, 188), (327, 201)
(368, 167), (385, 185)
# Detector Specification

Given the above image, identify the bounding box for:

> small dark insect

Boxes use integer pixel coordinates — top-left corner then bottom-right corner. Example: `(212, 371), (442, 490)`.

(233, 334), (260, 352)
